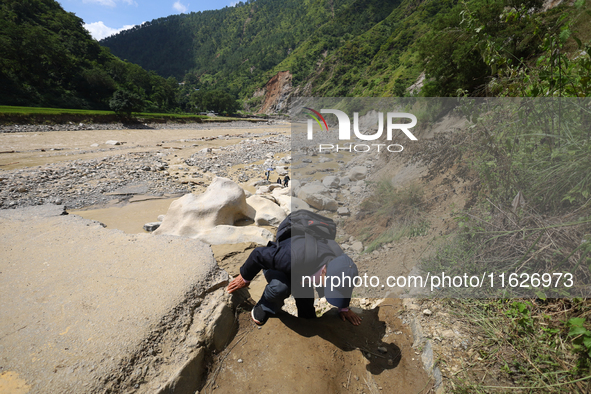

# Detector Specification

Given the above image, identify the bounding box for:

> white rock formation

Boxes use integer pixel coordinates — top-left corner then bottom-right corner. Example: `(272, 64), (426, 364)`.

(275, 195), (311, 215)
(246, 195), (287, 226)
(322, 176), (340, 189)
(348, 166), (368, 181)
(297, 182), (338, 211)
(154, 177), (273, 245)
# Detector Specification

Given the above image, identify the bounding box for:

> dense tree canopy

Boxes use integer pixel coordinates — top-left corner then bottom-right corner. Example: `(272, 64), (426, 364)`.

(1, 0), (586, 113)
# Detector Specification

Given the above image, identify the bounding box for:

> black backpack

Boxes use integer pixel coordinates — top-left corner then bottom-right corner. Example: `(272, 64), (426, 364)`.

(276, 210), (343, 267)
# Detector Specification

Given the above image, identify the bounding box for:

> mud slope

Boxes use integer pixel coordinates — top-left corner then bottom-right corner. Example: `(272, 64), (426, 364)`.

(203, 299), (431, 393)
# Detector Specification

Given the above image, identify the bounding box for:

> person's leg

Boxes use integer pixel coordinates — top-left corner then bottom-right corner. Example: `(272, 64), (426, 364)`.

(257, 269), (290, 315)
(295, 297), (316, 319)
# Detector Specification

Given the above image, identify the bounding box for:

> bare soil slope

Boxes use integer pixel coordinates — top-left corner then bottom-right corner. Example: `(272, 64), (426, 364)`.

(204, 299), (431, 393)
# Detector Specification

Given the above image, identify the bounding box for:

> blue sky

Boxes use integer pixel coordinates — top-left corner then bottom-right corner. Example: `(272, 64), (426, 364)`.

(57, 0), (240, 41)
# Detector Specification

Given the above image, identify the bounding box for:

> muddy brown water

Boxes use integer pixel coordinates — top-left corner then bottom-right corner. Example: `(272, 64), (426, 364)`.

(70, 196), (178, 234)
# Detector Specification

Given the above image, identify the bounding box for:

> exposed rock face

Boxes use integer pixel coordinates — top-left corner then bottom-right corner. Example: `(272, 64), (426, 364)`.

(322, 176), (340, 189)
(246, 195), (287, 226)
(297, 181), (338, 211)
(275, 195), (310, 215)
(348, 166), (368, 181)
(155, 177), (252, 236)
(258, 71), (292, 114)
(154, 177), (273, 245)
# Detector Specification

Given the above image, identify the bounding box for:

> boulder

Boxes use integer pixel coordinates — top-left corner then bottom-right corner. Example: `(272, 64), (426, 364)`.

(339, 177), (351, 186)
(275, 195), (311, 215)
(348, 166), (368, 181)
(143, 222), (161, 232)
(272, 185), (291, 198)
(256, 183), (284, 195)
(249, 179), (270, 188)
(297, 182), (338, 211)
(154, 177), (273, 245)
(337, 207), (350, 216)
(105, 140), (120, 146)
(351, 241), (364, 253)
(246, 195), (287, 226)
(290, 180), (302, 197)
(322, 176), (340, 189)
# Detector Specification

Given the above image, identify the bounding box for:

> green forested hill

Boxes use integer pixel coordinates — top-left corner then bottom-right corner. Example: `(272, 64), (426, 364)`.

(101, 0), (399, 97)
(0, 0), (179, 111)
(1, 0), (588, 112)
(101, 0), (588, 103)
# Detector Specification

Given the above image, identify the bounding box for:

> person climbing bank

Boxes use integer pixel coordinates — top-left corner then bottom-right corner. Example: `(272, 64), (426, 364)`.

(226, 210), (362, 326)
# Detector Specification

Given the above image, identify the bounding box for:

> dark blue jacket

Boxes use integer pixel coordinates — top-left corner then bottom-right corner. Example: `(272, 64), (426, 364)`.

(239, 236), (337, 282)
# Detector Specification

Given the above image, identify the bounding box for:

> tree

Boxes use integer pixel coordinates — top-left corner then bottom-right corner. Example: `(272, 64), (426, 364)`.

(109, 89), (145, 117)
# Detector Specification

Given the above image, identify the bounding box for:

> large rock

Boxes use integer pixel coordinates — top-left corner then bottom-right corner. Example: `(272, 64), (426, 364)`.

(348, 166), (368, 181)
(256, 183), (284, 195)
(246, 195), (287, 226)
(322, 176), (340, 189)
(272, 185), (291, 198)
(0, 204), (231, 393)
(297, 182), (338, 211)
(276, 166), (289, 176)
(275, 195), (311, 215)
(290, 180), (302, 196)
(154, 177), (273, 245)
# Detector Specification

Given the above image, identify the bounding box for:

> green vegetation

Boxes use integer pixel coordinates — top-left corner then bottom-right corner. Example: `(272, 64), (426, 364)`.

(0, 0), (241, 114)
(4, 0), (588, 113)
(100, 0), (590, 104)
(341, 0), (591, 390)
(0, 105), (225, 125)
(439, 299), (591, 392)
(357, 181), (429, 253)
(101, 0), (400, 100)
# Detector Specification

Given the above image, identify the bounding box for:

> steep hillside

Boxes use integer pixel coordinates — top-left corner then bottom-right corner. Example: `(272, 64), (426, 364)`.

(0, 0), (179, 111)
(100, 0), (400, 98)
(101, 0), (588, 108)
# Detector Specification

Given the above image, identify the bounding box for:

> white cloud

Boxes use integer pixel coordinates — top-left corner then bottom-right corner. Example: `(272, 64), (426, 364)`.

(230, 1), (238, 6)
(173, 1), (188, 13)
(84, 21), (135, 40)
(82, 0), (117, 7)
(82, 0), (137, 7)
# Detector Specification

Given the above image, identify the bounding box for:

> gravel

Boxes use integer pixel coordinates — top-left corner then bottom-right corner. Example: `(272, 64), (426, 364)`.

(0, 120), (274, 134)
(0, 152), (188, 210)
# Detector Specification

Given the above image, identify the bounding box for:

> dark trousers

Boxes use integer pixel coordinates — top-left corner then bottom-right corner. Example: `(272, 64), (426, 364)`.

(259, 269), (316, 319)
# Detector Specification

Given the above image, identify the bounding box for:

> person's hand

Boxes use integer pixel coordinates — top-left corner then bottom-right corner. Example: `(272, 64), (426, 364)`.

(227, 274), (249, 294)
(339, 309), (362, 326)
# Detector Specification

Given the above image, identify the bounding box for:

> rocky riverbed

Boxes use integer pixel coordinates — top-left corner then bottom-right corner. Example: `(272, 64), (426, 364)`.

(0, 123), (291, 210)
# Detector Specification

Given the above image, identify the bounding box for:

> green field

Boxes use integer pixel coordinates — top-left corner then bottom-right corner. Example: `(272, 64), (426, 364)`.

(0, 106), (263, 125)
(0, 105), (207, 118)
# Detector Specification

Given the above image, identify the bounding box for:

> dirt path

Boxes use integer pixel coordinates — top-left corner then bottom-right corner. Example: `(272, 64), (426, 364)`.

(204, 299), (431, 393)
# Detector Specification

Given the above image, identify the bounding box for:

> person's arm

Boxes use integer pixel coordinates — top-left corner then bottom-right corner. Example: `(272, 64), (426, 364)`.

(239, 245), (276, 281)
(226, 245), (277, 294)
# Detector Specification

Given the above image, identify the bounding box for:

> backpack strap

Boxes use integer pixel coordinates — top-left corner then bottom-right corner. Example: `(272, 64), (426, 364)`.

(327, 239), (344, 258)
(304, 232), (318, 268)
